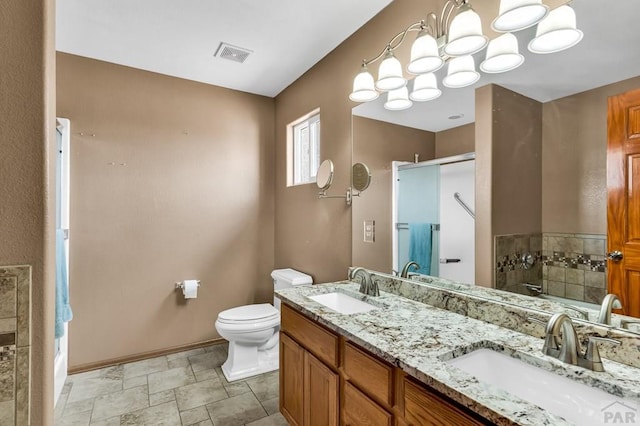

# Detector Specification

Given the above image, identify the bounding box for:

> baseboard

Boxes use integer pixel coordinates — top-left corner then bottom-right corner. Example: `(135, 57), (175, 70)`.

(68, 337), (226, 375)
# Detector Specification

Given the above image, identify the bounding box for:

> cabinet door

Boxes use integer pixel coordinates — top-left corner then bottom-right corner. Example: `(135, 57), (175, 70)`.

(304, 351), (338, 426)
(404, 379), (485, 426)
(343, 381), (392, 426)
(280, 333), (304, 426)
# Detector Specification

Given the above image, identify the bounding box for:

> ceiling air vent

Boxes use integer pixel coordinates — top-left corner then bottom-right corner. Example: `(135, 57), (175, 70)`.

(214, 42), (252, 64)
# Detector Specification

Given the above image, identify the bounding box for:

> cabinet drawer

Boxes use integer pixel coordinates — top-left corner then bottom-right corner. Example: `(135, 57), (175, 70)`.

(343, 341), (393, 406)
(343, 381), (392, 426)
(404, 378), (485, 426)
(281, 304), (339, 368)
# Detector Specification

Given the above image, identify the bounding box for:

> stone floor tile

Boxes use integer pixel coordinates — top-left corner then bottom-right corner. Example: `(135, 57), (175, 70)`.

(188, 348), (227, 373)
(148, 366), (196, 394)
(246, 371), (279, 402)
(194, 368), (217, 382)
(123, 375), (147, 390)
(175, 378), (228, 412)
(63, 398), (94, 417)
(244, 413), (289, 426)
(66, 376), (123, 403)
(167, 356), (190, 370)
(179, 405), (210, 425)
(89, 417), (120, 426)
(55, 390), (69, 421)
(193, 421), (213, 426)
(91, 385), (149, 421)
(260, 397), (280, 416)
(206, 392), (267, 426)
(123, 356), (168, 379)
(56, 410), (92, 426)
(120, 400), (181, 426)
(166, 348), (204, 362)
(149, 388), (175, 406)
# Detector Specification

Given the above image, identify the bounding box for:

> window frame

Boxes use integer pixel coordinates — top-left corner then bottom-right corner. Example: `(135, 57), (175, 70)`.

(287, 108), (321, 187)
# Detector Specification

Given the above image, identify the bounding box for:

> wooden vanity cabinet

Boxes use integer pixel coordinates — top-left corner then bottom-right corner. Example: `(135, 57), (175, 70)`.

(280, 305), (339, 426)
(404, 378), (488, 426)
(280, 303), (491, 426)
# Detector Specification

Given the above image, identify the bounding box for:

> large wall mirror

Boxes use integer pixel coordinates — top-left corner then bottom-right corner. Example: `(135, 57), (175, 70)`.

(350, 0), (640, 327)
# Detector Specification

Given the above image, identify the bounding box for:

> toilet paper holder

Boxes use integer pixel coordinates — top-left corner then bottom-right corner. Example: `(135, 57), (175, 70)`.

(175, 280), (201, 290)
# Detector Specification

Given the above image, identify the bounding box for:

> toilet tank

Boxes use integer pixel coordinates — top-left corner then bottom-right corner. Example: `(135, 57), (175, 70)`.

(271, 268), (313, 310)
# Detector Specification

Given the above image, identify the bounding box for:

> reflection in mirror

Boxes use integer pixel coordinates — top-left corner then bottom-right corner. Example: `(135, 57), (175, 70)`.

(351, 0), (640, 324)
(316, 159), (334, 191)
(352, 162), (372, 192)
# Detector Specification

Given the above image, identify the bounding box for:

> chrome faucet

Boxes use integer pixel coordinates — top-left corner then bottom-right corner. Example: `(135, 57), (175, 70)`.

(534, 313), (621, 372)
(597, 294), (623, 324)
(349, 267), (379, 297)
(400, 261), (420, 278)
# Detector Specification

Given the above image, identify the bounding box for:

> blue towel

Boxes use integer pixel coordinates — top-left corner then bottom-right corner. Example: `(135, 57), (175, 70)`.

(409, 223), (432, 275)
(55, 229), (73, 339)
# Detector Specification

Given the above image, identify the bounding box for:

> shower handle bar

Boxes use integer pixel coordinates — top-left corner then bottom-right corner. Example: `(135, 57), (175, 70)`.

(454, 192), (475, 219)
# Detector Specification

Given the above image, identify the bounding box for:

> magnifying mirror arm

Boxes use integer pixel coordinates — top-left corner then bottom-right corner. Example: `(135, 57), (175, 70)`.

(318, 187), (353, 206)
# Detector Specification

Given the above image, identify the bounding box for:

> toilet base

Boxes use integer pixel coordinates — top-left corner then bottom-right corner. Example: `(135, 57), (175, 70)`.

(221, 341), (279, 382)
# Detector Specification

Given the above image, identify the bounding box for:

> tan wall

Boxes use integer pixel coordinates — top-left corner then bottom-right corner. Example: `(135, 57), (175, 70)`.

(542, 75), (640, 234)
(57, 53), (275, 368)
(435, 123), (475, 159)
(0, 0), (55, 424)
(475, 85), (542, 287)
(351, 117), (435, 272)
(274, 0), (445, 284)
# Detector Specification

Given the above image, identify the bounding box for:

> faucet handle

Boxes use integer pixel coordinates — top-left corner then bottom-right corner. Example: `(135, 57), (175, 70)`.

(527, 316), (561, 355)
(584, 336), (621, 372)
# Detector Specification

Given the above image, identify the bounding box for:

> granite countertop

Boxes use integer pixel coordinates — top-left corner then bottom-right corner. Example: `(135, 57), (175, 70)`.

(276, 281), (640, 426)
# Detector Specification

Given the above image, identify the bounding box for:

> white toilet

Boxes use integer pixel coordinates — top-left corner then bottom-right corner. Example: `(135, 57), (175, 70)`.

(215, 268), (313, 382)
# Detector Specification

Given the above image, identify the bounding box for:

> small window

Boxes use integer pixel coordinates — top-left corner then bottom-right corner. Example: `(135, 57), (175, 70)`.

(287, 109), (320, 186)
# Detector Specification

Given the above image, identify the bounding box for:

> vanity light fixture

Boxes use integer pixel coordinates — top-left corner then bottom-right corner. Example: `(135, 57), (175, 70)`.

(348, 0), (583, 111)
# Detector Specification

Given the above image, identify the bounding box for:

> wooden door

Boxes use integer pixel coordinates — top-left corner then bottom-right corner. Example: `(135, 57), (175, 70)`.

(607, 88), (640, 317)
(304, 351), (338, 426)
(280, 332), (304, 426)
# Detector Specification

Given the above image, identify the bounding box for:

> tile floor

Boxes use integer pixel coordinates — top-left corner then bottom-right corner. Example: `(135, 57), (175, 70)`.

(54, 343), (289, 426)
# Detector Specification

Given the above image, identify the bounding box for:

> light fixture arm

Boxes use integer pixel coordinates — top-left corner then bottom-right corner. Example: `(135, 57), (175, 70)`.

(359, 0), (468, 68)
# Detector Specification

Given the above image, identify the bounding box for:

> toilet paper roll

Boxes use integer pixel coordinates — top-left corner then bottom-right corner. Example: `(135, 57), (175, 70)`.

(182, 280), (198, 299)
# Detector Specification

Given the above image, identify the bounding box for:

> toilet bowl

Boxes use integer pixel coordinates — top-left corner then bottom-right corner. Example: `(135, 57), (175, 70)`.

(215, 268), (313, 382)
(215, 303), (280, 382)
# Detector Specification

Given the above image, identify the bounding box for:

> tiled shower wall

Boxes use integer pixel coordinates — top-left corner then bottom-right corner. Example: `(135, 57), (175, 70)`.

(542, 233), (607, 304)
(494, 233), (543, 295)
(0, 266), (31, 425)
(494, 233), (607, 304)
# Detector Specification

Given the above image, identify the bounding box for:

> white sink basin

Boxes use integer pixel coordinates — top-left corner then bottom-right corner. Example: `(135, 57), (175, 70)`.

(308, 292), (379, 315)
(448, 348), (638, 425)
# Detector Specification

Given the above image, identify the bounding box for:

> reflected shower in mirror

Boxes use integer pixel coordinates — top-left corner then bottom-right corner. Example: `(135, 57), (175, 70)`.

(350, 0), (640, 324)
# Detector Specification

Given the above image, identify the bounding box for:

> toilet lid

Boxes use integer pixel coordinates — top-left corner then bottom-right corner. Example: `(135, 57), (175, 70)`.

(218, 303), (279, 323)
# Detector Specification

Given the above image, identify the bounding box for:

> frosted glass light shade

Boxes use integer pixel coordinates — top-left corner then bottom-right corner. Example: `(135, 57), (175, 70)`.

(384, 87), (412, 110)
(376, 50), (407, 91)
(528, 5), (583, 54)
(410, 73), (441, 102)
(480, 33), (524, 73)
(444, 8), (488, 56)
(442, 56), (480, 88)
(349, 66), (379, 102)
(407, 31), (444, 74)
(492, 0), (549, 32)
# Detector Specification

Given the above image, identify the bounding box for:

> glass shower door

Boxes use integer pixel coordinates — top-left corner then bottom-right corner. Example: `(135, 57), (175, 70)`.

(396, 164), (440, 276)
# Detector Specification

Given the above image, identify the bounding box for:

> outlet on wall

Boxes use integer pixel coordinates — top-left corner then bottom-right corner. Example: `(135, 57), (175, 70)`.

(364, 220), (375, 243)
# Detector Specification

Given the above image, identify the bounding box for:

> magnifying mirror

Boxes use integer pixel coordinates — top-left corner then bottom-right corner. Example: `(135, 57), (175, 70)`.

(352, 162), (371, 192)
(316, 159), (334, 191)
